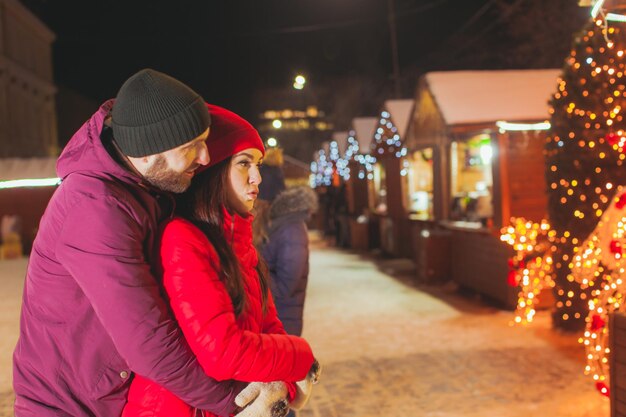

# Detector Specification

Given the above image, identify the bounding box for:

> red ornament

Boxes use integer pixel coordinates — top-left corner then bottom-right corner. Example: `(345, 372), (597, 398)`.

(590, 314), (606, 331)
(617, 193), (626, 209)
(606, 132), (620, 146)
(610, 240), (623, 255)
(507, 270), (518, 287)
(507, 258), (515, 269)
(596, 381), (610, 397)
(519, 260), (526, 270)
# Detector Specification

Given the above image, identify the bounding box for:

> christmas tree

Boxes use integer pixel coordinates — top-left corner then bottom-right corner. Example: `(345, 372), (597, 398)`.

(546, 0), (626, 331)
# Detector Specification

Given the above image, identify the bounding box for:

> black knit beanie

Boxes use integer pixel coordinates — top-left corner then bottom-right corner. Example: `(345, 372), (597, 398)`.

(111, 68), (211, 157)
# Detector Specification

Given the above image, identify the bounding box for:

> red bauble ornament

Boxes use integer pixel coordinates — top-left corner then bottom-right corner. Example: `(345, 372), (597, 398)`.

(610, 239), (623, 255)
(590, 314), (606, 331)
(507, 270), (518, 287)
(617, 193), (626, 209)
(596, 381), (610, 397)
(606, 132), (620, 146)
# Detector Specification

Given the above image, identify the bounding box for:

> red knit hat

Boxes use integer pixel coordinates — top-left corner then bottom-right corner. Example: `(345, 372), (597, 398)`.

(204, 103), (265, 167)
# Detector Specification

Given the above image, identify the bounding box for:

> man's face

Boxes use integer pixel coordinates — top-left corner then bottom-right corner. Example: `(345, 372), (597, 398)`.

(143, 129), (210, 193)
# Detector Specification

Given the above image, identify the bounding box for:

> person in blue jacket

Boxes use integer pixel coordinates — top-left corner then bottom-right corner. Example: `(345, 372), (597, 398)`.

(259, 186), (318, 337)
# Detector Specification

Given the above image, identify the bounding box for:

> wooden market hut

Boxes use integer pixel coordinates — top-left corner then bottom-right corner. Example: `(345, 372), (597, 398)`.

(404, 69), (560, 307)
(329, 131), (351, 247)
(339, 117), (378, 251)
(0, 157), (58, 256)
(369, 99), (415, 258)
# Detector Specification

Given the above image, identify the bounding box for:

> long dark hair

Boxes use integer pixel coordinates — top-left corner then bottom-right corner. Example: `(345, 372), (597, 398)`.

(175, 158), (270, 317)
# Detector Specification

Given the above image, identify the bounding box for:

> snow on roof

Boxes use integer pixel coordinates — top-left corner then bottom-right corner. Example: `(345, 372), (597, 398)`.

(332, 131), (349, 156)
(383, 99), (414, 138)
(352, 117), (378, 154)
(0, 157), (58, 181)
(424, 69), (561, 125)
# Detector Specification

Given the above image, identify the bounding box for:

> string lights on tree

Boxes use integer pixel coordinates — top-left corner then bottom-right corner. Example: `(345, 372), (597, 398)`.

(498, 0), (626, 397)
(545, 0), (626, 333)
(571, 187), (626, 397)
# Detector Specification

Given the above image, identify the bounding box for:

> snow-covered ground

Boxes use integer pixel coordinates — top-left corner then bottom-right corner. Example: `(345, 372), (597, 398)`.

(0, 258), (25, 390)
(0, 239), (611, 416)
(0, 258), (26, 415)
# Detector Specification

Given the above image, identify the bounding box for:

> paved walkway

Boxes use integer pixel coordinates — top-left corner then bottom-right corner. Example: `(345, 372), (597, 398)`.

(0, 235), (610, 416)
(299, 235), (609, 417)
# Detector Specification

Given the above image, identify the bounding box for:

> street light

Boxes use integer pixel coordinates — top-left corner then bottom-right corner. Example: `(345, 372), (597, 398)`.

(267, 137), (278, 147)
(272, 119), (282, 129)
(293, 74), (306, 90)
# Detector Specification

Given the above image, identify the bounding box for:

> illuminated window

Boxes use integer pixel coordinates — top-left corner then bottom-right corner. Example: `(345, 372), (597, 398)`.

(403, 148), (434, 219)
(450, 134), (494, 226)
(370, 162), (387, 215)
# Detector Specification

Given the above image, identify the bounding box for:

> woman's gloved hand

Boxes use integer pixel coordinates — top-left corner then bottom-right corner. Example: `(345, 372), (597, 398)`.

(234, 381), (289, 417)
(290, 358), (322, 410)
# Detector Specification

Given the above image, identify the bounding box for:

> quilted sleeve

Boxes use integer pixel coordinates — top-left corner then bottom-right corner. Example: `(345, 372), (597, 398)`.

(160, 219), (314, 382)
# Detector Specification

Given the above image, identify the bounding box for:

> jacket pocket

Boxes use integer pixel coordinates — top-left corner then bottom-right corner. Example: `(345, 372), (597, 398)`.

(89, 350), (132, 400)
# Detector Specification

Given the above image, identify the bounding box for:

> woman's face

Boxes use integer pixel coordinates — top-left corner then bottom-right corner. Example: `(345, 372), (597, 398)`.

(227, 148), (264, 215)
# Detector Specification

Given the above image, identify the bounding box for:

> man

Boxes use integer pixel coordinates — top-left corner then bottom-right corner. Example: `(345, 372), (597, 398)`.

(12, 68), (282, 417)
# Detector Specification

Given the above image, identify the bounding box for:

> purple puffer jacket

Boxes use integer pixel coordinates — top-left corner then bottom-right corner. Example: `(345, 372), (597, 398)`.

(12, 100), (244, 417)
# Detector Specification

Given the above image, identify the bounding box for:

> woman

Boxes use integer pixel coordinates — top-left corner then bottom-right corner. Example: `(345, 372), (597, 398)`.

(123, 105), (316, 417)
(259, 186), (318, 337)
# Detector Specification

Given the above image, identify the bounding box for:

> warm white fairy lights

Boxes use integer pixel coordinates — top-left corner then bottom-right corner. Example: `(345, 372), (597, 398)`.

(570, 186), (626, 397)
(500, 218), (556, 325)
(543, 0), (626, 396)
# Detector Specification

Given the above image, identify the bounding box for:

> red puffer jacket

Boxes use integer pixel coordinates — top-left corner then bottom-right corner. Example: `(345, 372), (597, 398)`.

(123, 208), (314, 417)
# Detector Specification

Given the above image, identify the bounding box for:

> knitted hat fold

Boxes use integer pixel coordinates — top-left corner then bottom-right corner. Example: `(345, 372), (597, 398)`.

(111, 68), (211, 157)
(204, 104), (265, 167)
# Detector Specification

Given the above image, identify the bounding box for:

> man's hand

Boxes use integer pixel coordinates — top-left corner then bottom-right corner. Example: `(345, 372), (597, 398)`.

(234, 382), (289, 417)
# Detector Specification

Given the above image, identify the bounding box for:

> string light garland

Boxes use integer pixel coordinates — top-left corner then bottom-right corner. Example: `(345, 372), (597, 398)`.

(500, 218), (556, 325)
(372, 111), (408, 162)
(341, 130), (376, 181)
(571, 187), (626, 397)
(311, 148), (335, 187)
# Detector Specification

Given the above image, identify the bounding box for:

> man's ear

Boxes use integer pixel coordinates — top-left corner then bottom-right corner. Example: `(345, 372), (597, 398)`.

(127, 154), (154, 176)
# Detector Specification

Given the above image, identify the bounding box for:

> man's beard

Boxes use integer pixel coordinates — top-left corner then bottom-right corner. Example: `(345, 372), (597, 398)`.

(143, 155), (193, 194)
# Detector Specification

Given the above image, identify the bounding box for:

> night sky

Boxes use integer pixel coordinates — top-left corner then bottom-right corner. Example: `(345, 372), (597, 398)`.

(22, 0), (590, 126)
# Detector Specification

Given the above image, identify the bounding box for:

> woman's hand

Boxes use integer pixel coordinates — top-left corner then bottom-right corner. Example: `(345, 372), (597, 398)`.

(234, 381), (289, 417)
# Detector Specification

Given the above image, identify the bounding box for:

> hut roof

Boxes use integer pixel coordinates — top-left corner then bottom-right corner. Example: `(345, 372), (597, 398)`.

(383, 99), (414, 138)
(424, 69), (560, 125)
(0, 157), (58, 181)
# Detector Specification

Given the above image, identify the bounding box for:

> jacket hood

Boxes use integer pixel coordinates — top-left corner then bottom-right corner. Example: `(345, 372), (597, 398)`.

(269, 186), (318, 219)
(56, 99), (139, 184)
